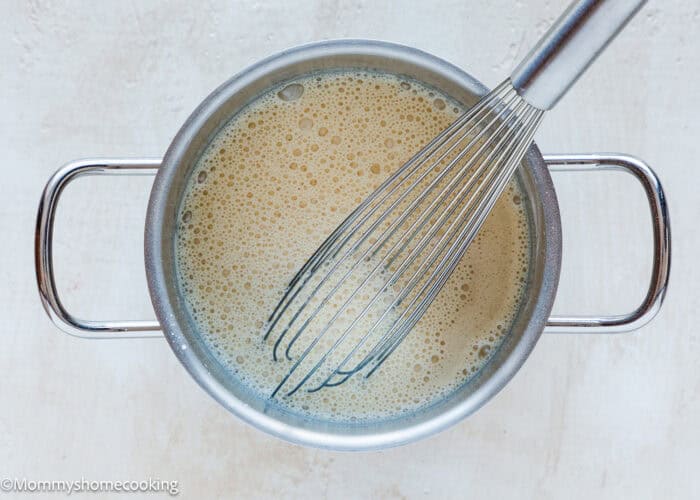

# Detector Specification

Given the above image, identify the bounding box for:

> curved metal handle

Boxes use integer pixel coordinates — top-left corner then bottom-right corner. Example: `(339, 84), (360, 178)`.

(511, 0), (646, 110)
(35, 158), (163, 338)
(544, 153), (671, 333)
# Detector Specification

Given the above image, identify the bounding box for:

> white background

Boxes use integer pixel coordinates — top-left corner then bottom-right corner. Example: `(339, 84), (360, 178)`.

(2, 0), (699, 498)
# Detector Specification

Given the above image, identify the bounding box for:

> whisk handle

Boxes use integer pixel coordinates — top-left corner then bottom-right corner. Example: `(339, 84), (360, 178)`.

(510, 0), (646, 110)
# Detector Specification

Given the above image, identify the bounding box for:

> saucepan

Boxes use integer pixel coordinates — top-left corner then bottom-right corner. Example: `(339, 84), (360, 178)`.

(35, 40), (670, 450)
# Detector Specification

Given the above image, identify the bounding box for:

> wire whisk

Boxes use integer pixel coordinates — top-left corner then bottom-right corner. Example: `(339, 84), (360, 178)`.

(262, 0), (647, 397)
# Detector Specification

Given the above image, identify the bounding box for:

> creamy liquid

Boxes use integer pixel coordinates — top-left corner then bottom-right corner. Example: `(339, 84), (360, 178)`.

(175, 70), (531, 422)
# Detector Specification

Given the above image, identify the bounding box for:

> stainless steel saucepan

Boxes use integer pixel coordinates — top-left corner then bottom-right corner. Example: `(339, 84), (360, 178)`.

(36, 40), (670, 451)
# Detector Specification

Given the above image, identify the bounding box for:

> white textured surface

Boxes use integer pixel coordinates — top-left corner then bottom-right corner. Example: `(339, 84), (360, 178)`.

(2, 0), (698, 498)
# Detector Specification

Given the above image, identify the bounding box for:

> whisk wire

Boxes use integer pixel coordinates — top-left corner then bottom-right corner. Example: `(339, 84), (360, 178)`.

(266, 79), (545, 397)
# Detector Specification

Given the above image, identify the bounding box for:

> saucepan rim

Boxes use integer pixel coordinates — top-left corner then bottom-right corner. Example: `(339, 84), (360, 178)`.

(144, 39), (562, 450)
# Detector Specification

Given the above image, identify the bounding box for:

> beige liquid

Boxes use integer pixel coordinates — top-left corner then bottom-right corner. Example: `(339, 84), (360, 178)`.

(175, 70), (531, 422)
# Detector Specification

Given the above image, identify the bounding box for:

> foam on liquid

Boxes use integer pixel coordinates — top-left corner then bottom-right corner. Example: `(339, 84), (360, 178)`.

(175, 71), (531, 422)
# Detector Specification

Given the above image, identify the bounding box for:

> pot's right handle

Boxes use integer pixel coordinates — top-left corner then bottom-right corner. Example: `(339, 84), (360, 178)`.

(543, 153), (670, 333)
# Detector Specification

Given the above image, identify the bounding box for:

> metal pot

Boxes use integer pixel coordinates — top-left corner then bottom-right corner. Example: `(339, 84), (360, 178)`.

(35, 40), (670, 451)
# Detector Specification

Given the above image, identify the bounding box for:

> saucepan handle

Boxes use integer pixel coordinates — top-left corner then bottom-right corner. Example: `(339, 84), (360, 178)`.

(36, 155), (670, 337)
(35, 159), (163, 338)
(543, 153), (670, 333)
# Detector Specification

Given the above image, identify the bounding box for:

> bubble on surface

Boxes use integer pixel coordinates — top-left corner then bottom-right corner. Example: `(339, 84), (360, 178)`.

(298, 117), (313, 130)
(433, 98), (446, 110)
(277, 83), (304, 101)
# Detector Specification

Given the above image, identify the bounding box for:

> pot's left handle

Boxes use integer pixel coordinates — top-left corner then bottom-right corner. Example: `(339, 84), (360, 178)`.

(35, 159), (163, 338)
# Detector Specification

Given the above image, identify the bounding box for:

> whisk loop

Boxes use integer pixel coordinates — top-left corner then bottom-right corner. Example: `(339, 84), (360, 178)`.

(262, 79), (544, 397)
